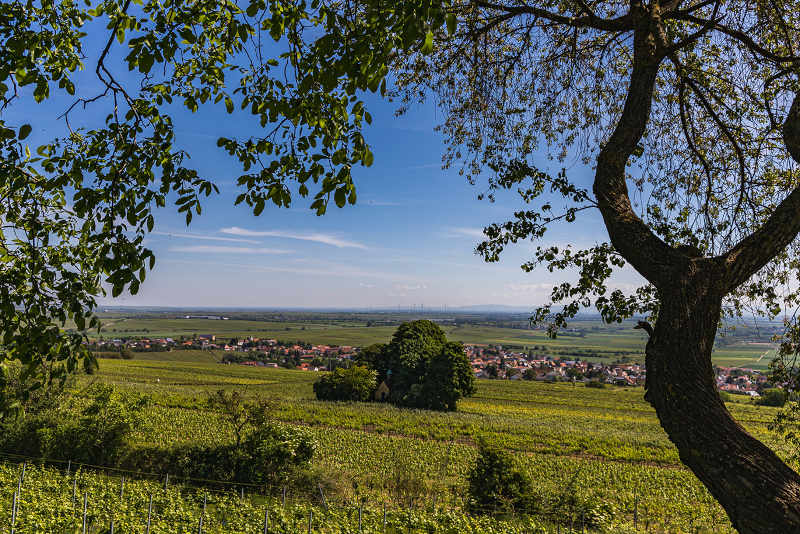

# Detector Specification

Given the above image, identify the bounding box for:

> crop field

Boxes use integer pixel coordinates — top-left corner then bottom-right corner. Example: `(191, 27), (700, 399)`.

(41, 356), (788, 533)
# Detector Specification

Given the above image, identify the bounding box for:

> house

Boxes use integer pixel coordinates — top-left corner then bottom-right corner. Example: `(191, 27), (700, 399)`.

(374, 381), (390, 402)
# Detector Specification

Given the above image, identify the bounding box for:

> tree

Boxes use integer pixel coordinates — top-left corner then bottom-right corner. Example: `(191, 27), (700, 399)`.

(396, 2), (800, 530)
(384, 320), (447, 404)
(484, 363), (499, 379)
(467, 439), (533, 516)
(415, 341), (476, 410)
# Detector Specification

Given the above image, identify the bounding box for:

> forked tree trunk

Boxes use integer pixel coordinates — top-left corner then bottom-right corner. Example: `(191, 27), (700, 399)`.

(645, 272), (800, 533)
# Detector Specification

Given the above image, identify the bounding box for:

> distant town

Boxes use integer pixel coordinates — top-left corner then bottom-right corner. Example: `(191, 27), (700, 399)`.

(88, 333), (771, 397)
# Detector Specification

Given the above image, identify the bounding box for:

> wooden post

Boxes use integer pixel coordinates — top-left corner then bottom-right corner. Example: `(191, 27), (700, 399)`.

(82, 493), (88, 534)
(318, 484), (327, 511)
(241, 486), (245, 500)
(197, 515), (203, 534)
(120, 476), (125, 499)
(146, 494), (153, 534)
(20, 461), (26, 486)
(110, 517), (115, 534)
(263, 508), (269, 533)
(72, 476), (77, 515)
(307, 509), (313, 534)
(66, 460), (71, 476)
(10, 491), (18, 534)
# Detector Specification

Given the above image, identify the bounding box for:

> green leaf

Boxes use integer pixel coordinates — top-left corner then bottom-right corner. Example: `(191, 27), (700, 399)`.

(138, 53), (154, 74)
(421, 30), (434, 55)
(446, 14), (457, 35)
(18, 124), (32, 140)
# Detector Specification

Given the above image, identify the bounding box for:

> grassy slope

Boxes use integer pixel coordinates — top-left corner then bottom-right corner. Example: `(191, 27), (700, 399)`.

(82, 357), (791, 532)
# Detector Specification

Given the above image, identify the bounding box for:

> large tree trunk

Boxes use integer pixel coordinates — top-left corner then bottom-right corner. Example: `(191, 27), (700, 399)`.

(645, 271), (800, 533)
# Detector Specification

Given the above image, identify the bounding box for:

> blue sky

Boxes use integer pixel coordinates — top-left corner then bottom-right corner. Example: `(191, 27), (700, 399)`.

(9, 24), (645, 310)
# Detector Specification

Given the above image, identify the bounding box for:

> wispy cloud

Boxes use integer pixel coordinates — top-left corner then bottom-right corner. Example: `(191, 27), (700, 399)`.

(169, 245), (292, 255)
(407, 162), (442, 170)
(153, 230), (259, 244)
(443, 227), (485, 239)
(220, 227), (368, 249)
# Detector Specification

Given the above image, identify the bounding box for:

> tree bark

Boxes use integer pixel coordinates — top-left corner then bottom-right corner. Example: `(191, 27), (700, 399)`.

(645, 266), (800, 533)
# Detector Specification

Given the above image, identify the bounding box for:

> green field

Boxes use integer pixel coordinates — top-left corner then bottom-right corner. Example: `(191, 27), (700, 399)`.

(26, 354), (782, 533)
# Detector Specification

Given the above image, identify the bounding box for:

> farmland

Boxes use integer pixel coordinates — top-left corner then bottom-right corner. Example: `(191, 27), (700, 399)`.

(11, 353), (780, 532)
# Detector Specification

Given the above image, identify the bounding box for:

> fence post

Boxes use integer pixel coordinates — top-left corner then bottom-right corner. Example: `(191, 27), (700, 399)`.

(307, 509), (313, 534)
(165, 473), (169, 491)
(318, 484), (327, 511)
(383, 503), (387, 533)
(110, 517), (115, 534)
(82, 493), (88, 534)
(282, 487), (286, 507)
(67, 459), (71, 476)
(263, 507), (269, 534)
(72, 476), (77, 515)
(20, 461), (26, 487)
(120, 476), (125, 499)
(146, 494), (153, 534)
(10, 491), (18, 534)
(241, 486), (245, 500)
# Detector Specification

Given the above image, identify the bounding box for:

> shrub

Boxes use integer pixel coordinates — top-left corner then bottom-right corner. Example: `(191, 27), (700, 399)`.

(585, 380), (606, 389)
(146, 421), (314, 485)
(0, 384), (149, 465)
(467, 440), (534, 516)
(757, 388), (788, 407)
(313, 366), (377, 401)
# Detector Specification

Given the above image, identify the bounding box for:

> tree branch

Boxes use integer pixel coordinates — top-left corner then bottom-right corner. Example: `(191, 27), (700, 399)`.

(723, 92), (800, 289)
(593, 22), (679, 287)
(666, 12), (800, 64)
(473, 0), (633, 31)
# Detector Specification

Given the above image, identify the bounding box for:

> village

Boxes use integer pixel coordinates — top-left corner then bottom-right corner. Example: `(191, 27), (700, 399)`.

(88, 334), (771, 396)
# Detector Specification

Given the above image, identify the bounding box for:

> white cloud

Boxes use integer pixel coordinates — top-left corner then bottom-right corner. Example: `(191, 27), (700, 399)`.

(220, 227), (367, 249)
(443, 227), (485, 239)
(394, 283), (427, 291)
(153, 230), (259, 244)
(169, 245), (292, 254)
(505, 283), (554, 293)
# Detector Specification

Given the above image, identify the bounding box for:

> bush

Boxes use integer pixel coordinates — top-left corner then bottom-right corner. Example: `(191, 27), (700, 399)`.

(133, 421), (315, 486)
(313, 366), (377, 401)
(585, 380), (606, 389)
(467, 440), (534, 516)
(757, 388), (788, 407)
(0, 384), (149, 465)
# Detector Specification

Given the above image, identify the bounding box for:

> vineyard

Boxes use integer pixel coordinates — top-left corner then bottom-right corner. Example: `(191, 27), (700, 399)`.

(43, 359), (789, 532)
(0, 357), (788, 532)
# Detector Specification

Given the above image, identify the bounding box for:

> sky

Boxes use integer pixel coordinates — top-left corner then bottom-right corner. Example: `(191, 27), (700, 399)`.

(8, 21), (646, 310)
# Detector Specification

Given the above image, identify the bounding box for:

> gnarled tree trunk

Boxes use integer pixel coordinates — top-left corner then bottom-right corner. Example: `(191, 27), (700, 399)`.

(644, 268), (800, 533)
